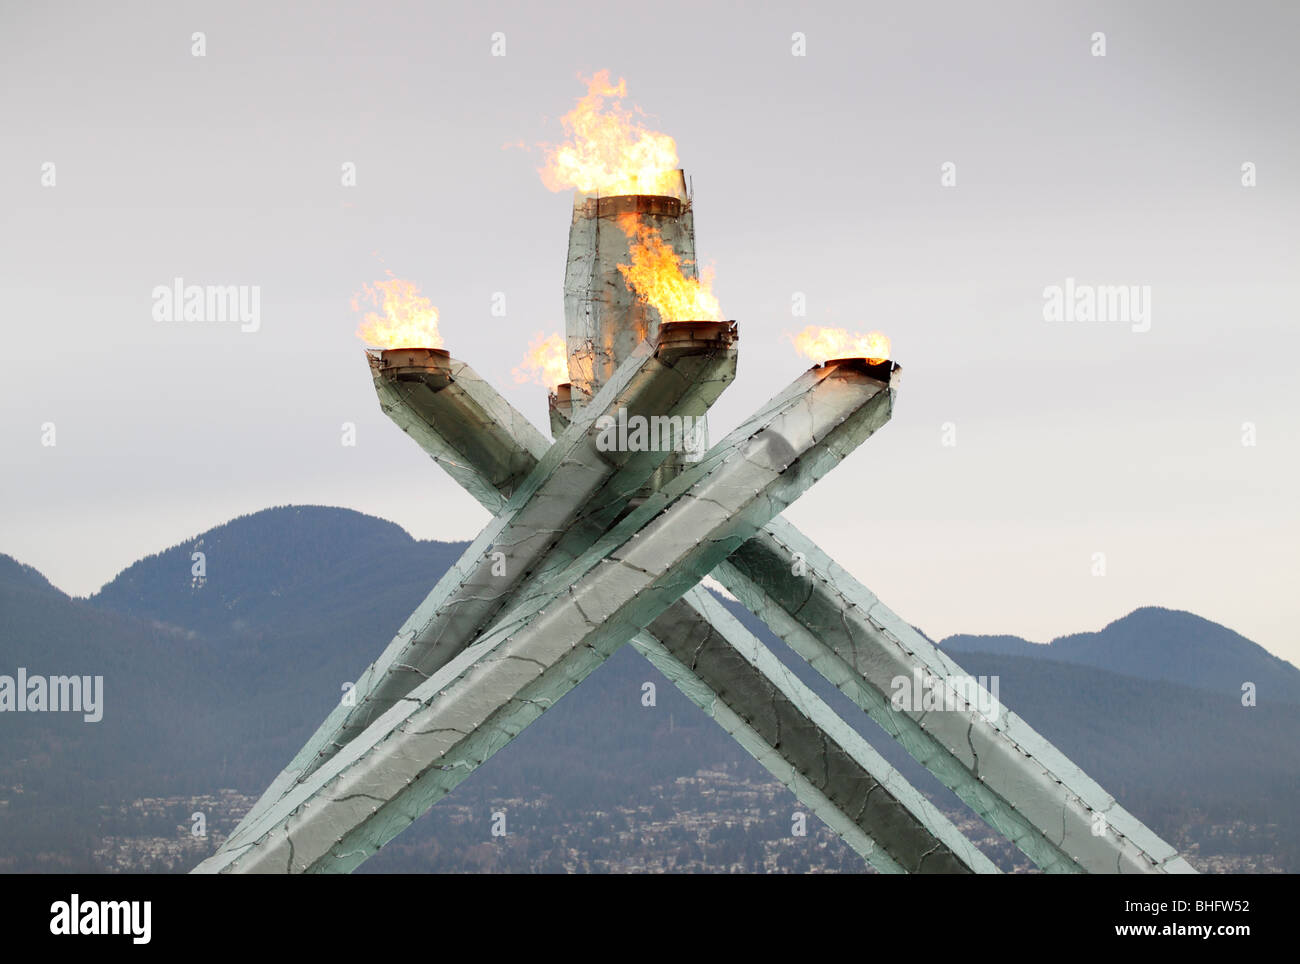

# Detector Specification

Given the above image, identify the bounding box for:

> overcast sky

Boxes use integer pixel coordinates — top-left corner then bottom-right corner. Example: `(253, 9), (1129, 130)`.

(2, 1), (1297, 666)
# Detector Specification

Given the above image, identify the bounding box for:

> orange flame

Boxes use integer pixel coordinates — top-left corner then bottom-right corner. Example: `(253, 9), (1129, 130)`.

(616, 215), (722, 322)
(540, 71), (680, 196)
(790, 326), (891, 365)
(353, 272), (443, 349)
(512, 331), (569, 388)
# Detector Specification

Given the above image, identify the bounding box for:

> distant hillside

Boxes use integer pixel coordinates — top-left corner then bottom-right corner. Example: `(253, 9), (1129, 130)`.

(0, 551), (219, 802)
(92, 505), (462, 641)
(1, 507), (467, 816)
(0, 555), (58, 595)
(942, 607), (1300, 705)
(1, 505), (1296, 872)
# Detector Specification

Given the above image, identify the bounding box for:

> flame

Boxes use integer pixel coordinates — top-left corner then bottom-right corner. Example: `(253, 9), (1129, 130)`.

(616, 215), (722, 322)
(540, 70), (680, 196)
(352, 273), (443, 349)
(790, 326), (891, 365)
(513, 331), (569, 388)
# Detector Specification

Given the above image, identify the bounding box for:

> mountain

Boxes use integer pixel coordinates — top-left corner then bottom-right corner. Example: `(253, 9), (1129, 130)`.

(0, 505), (1296, 872)
(92, 504), (463, 642)
(0, 555), (58, 595)
(941, 607), (1300, 705)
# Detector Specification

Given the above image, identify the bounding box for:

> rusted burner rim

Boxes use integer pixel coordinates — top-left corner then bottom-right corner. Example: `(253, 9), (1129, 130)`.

(377, 347), (452, 378)
(581, 194), (684, 219)
(655, 320), (738, 350)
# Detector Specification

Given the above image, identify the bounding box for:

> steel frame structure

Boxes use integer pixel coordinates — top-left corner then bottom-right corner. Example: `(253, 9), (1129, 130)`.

(196, 174), (1194, 875)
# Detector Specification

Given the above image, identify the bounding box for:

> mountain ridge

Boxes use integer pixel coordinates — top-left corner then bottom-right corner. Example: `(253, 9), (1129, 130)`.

(941, 606), (1300, 704)
(1, 504), (1296, 872)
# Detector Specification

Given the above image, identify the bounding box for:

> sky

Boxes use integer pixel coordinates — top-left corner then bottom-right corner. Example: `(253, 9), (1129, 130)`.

(2, 0), (1297, 665)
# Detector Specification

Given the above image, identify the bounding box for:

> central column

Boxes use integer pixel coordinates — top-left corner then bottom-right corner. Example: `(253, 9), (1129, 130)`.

(561, 169), (696, 402)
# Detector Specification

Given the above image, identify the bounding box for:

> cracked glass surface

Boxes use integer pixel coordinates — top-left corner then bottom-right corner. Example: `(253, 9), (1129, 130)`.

(218, 348), (1190, 883)
(249, 339), (738, 800)
(637, 588), (997, 873)
(329, 342), (736, 753)
(226, 335), (732, 850)
(714, 518), (1195, 874)
(220, 249), (1190, 878)
(201, 359), (895, 872)
(367, 362), (1001, 871)
(562, 186), (698, 398)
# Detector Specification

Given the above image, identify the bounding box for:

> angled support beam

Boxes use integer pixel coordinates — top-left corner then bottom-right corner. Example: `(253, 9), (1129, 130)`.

(375, 354), (1191, 874)
(228, 352), (994, 872)
(641, 588), (996, 873)
(369, 349), (551, 510)
(208, 153), (1194, 876)
(713, 519), (1196, 874)
(239, 331), (736, 819)
(324, 328), (735, 749)
(199, 357), (904, 872)
(225, 353), (551, 846)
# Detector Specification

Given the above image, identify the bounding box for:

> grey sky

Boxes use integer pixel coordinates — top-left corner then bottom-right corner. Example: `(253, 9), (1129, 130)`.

(2, 1), (1297, 664)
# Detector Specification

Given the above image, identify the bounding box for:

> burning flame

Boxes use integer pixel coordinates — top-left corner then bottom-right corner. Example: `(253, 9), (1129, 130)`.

(617, 215), (722, 322)
(513, 331), (569, 389)
(540, 71), (680, 196)
(790, 326), (891, 365)
(353, 272), (443, 349)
